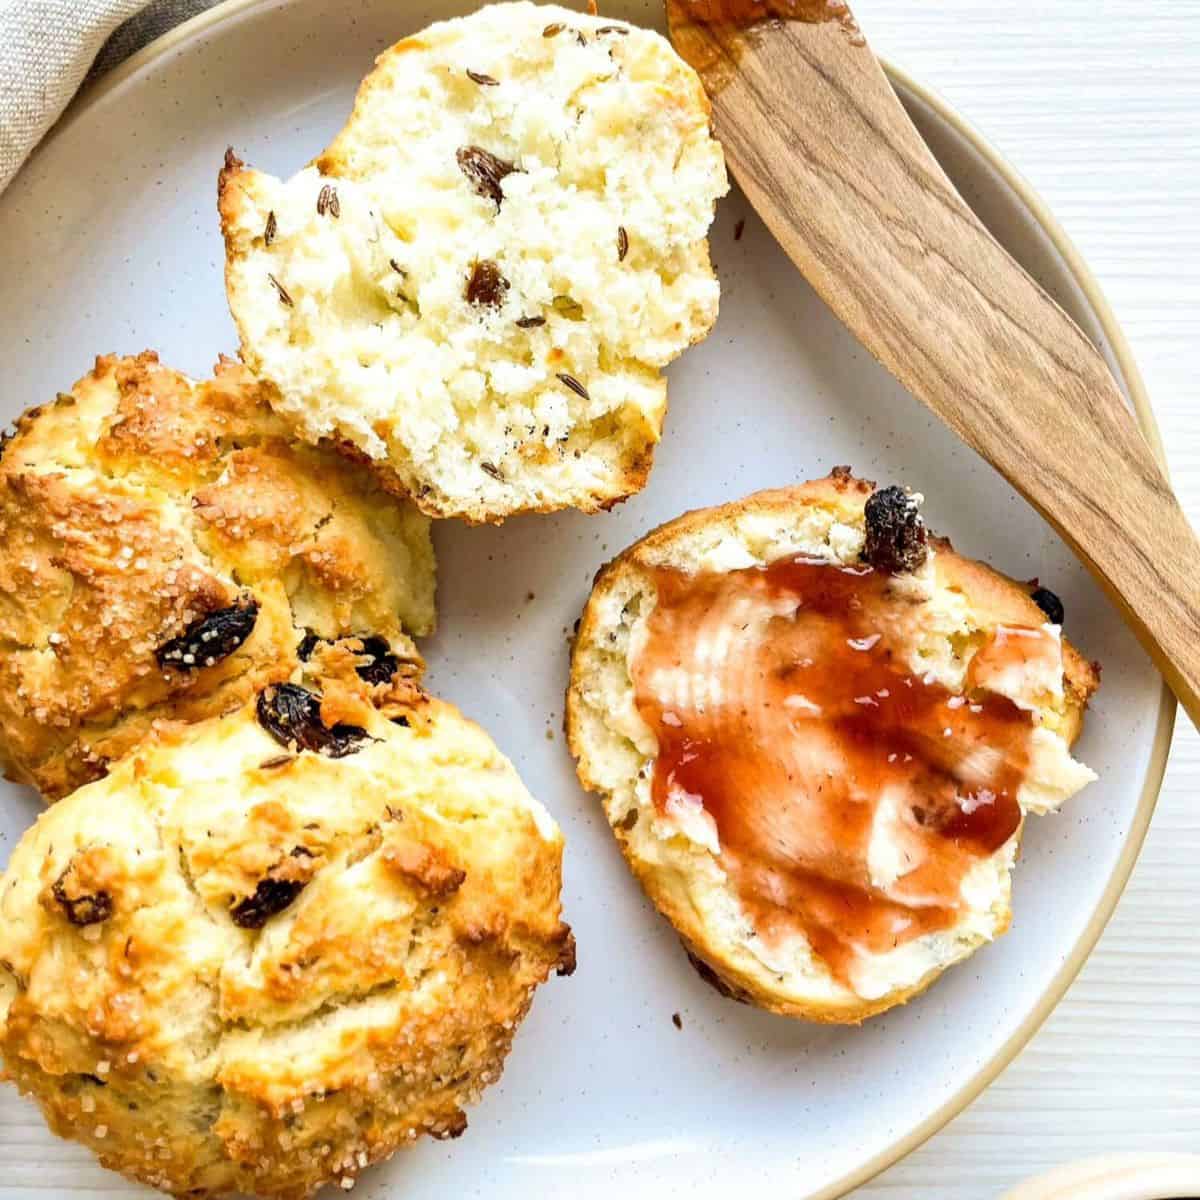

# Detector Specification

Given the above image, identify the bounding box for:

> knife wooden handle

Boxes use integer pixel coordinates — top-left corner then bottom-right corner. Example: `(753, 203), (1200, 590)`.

(672, 11), (1198, 726)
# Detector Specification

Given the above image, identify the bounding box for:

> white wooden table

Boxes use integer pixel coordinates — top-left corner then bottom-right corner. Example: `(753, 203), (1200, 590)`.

(857, 1), (1200, 1194)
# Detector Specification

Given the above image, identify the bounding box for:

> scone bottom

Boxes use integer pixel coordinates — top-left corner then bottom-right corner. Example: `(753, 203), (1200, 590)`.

(566, 470), (1099, 1024)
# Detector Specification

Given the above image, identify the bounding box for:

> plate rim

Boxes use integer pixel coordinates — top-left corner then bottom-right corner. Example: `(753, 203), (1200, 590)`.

(22, 5), (1176, 1197)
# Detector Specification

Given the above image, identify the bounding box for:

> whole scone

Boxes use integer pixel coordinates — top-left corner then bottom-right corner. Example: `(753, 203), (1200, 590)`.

(566, 471), (1099, 1023)
(0, 662), (573, 1198)
(219, 1), (728, 522)
(0, 352), (435, 798)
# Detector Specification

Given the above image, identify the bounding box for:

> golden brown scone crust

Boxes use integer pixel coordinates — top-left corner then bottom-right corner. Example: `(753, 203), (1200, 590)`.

(0, 352), (436, 798)
(0, 670), (572, 1198)
(566, 471), (1099, 1024)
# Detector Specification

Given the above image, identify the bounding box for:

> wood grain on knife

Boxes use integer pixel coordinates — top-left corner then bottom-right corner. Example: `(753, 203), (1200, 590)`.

(669, 2), (1200, 727)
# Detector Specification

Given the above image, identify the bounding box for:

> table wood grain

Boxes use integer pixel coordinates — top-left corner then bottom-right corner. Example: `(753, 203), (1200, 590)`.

(0, 2), (1195, 1197)
(858, 1), (1200, 1194)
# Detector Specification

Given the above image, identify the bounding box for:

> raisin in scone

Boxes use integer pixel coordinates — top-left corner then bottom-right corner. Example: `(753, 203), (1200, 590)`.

(566, 471), (1099, 1023)
(0, 352), (435, 798)
(219, 2), (728, 522)
(0, 661), (573, 1198)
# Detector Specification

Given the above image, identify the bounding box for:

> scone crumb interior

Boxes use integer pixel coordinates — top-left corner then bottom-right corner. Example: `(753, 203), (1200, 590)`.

(219, 2), (728, 521)
(567, 472), (1099, 1022)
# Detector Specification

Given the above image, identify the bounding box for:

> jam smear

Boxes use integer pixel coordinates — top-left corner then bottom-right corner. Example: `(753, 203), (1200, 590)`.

(631, 556), (1052, 989)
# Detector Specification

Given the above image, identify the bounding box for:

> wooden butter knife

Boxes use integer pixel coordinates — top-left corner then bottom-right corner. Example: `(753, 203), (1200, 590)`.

(667, 0), (1200, 727)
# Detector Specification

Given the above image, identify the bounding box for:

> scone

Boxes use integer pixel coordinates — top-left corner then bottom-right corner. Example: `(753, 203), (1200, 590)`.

(219, 1), (728, 522)
(0, 352), (436, 799)
(566, 470), (1099, 1023)
(0, 660), (573, 1199)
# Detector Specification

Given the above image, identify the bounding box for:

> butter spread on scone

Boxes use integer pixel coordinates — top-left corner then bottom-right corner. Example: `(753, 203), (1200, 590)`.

(0, 666), (572, 1199)
(566, 471), (1098, 1023)
(0, 352), (435, 799)
(218, 2), (728, 522)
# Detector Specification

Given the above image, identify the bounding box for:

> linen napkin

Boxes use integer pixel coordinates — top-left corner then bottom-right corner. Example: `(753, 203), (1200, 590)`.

(0, 0), (214, 193)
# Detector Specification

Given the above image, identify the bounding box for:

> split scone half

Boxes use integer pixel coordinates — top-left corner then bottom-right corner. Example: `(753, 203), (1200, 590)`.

(219, 1), (728, 522)
(566, 471), (1099, 1023)
(0, 352), (435, 799)
(0, 658), (573, 1198)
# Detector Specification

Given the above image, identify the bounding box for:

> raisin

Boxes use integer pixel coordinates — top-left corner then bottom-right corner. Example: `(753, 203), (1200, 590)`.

(465, 259), (509, 307)
(555, 927), (577, 977)
(354, 635), (399, 686)
(1031, 586), (1065, 625)
(300, 632), (400, 683)
(230, 847), (315, 928)
(862, 485), (927, 574)
(430, 1111), (469, 1141)
(257, 682), (318, 742)
(230, 877), (306, 929)
(684, 949), (752, 1004)
(256, 683), (372, 757)
(156, 598), (258, 670)
(296, 629), (321, 660)
(456, 145), (519, 207)
(52, 865), (113, 927)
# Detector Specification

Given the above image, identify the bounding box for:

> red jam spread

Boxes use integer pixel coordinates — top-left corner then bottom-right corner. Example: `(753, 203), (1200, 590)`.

(630, 555), (1055, 987)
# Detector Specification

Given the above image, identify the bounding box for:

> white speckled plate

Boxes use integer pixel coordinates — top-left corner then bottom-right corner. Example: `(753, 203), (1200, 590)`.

(0, 2), (1172, 1198)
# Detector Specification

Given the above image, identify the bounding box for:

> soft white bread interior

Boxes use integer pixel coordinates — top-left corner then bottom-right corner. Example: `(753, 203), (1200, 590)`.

(219, 2), (728, 522)
(566, 472), (1099, 1023)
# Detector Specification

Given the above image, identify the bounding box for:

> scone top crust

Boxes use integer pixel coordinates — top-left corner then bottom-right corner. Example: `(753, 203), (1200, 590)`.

(0, 666), (572, 1199)
(219, 2), (728, 522)
(0, 352), (436, 798)
(566, 471), (1099, 1023)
